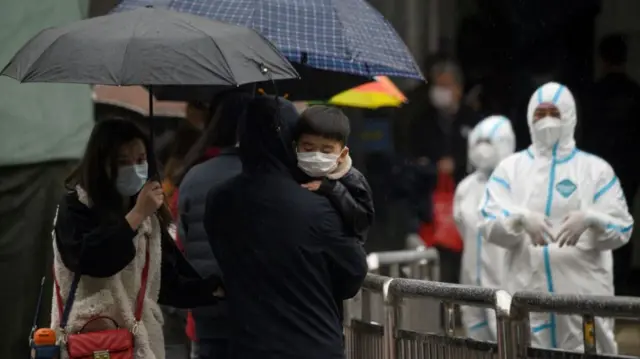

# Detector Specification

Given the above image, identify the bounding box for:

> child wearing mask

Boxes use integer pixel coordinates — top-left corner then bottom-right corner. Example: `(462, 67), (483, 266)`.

(294, 105), (375, 242)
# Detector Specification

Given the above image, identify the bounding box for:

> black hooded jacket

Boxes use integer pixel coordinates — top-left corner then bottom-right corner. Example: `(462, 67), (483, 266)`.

(204, 96), (368, 359)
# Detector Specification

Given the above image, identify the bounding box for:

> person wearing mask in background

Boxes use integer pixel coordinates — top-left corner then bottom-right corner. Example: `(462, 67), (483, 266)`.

(204, 96), (367, 359)
(479, 82), (633, 353)
(408, 60), (480, 184)
(582, 34), (640, 295)
(159, 119), (204, 359)
(0, 1), (94, 357)
(52, 119), (225, 359)
(454, 115), (515, 341)
(405, 60), (481, 290)
(178, 92), (253, 359)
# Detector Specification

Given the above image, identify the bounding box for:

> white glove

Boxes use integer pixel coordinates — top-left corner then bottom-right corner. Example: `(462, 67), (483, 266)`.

(556, 211), (597, 247)
(507, 210), (554, 246)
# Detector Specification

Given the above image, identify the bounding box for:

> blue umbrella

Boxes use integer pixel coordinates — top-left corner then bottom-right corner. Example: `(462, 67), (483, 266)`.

(115, 0), (423, 81)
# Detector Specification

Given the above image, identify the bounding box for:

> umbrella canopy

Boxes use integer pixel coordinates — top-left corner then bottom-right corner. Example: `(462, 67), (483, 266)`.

(93, 85), (187, 117)
(115, 0), (423, 81)
(329, 76), (407, 109)
(1, 7), (299, 86)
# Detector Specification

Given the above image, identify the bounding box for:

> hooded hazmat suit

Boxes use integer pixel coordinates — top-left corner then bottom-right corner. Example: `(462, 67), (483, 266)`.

(478, 82), (633, 353)
(454, 115), (515, 341)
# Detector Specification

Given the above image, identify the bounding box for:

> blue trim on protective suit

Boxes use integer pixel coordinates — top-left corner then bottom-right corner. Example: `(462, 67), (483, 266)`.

(555, 148), (578, 164)
(552, 86), (565, 104)
(532, 323), (553, 333)
(476, 232), (482, 286)
(537, 88), (544, 103)
(481, 186), (512, 221)
(490, 176), (511, 191)
(481, 190), (497, 220)
(469, 320), (489, 332)
(526, 149), (534, 159)
(542, 142), (559, 349)
(526, 147), (578, 163)
(606, 224), (633, 233)
(487, 117), (506, 138)
(593, 176), (618, 203)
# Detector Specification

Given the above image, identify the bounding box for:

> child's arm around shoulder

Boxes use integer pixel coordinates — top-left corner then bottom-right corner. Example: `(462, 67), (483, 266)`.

(317, 167), (375, 242)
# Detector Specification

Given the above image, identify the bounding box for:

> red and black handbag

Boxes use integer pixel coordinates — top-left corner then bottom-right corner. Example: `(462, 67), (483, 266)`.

(54, 237), (150, 359)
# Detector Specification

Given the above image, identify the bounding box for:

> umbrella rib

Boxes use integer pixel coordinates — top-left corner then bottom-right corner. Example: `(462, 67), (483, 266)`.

(22, 28), (77, 82)
(328, 0), (359, 71)
(181, 21), (238, 86)
(118, 13), (141, 86)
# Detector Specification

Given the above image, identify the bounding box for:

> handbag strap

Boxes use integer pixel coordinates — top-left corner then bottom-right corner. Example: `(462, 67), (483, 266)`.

(28, 276), (47, 347)
(54, 236), (151, 330)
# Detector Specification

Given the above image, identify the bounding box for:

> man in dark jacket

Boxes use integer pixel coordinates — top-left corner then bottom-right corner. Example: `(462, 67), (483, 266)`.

(204, 96), (368, 359)
(178, 93), (253, 359)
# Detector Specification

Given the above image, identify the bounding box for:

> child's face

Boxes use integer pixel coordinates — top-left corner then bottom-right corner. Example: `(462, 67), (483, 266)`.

(296, 134), (348, 163)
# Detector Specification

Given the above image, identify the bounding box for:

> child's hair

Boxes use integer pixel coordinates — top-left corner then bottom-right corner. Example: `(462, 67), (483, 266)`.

(295, 105), (351, 145)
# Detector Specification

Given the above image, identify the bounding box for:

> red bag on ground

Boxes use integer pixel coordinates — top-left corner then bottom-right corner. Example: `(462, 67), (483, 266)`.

(419, 173), (463, 252)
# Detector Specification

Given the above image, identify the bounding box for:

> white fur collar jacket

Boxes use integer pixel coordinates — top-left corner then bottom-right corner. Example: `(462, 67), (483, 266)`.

(51, 187), (221, 359)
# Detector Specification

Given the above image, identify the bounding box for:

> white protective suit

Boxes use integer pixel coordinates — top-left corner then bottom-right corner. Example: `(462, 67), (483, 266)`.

(454, 115), (515, 341)
(479, 82), (633, 353)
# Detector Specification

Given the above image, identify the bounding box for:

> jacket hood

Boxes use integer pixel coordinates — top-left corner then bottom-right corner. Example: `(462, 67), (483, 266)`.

(526, 82), (576, 156)
(238, 95), (302, 176)
(467, 115), (516, 165)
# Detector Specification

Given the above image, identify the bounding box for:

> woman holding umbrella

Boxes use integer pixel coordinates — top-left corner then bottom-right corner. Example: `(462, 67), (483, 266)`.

(52, 118), (225, 359)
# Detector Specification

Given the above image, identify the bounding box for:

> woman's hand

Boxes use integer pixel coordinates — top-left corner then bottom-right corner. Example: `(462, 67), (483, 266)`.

(127, 181), (164, 230)
(134, 181), (164, 218)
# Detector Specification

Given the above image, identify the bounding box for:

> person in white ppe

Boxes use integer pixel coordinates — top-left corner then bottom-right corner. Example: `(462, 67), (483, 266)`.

(479, 82), (633, 354)
(454, 115), (515, 342)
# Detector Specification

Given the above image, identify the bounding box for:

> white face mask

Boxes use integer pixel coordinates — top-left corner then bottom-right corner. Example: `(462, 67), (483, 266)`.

(116, 162), (148, 196)
(469, 142), (498, 171)
(429, 86), (454, 109)
(297, 151), (339, 178)
(533, 116), (563, 148)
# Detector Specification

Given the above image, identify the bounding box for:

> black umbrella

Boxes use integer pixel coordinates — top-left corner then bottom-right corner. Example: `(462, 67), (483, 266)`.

(2, 7), (298, 86)
(1, 6), (299, 174)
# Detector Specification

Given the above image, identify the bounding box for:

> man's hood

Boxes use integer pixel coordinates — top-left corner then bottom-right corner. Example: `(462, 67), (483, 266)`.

(526, 82), (577, 156)
(467, 115), (516, 164)
(238, 95), (302, 176)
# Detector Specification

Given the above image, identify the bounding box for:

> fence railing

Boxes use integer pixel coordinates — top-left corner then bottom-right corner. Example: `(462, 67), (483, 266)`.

(345, 248), (640, 359)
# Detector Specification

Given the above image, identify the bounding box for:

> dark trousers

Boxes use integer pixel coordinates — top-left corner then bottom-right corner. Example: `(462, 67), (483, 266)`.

(198, 338), (229, 359)
(195, 316), (229, 359)
(0, 161), (74, 359)
(161, 305), (191, 359)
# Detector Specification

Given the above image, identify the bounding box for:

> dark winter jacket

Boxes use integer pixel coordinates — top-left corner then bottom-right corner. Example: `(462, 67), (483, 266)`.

(317, 159), (374, 243)
(204, 96), (368, 359)
(178, 147), (242, 339)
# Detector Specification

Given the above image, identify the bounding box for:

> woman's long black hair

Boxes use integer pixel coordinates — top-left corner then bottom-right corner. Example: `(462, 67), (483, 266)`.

(66, 118), (172, 226)
(173, 91), (253, 186)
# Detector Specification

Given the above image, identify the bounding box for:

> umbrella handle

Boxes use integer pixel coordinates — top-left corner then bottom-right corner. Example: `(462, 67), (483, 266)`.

(147, 86), (160, 180)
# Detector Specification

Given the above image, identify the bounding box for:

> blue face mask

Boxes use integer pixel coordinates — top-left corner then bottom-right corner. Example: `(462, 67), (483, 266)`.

(116, 162), (148, 196)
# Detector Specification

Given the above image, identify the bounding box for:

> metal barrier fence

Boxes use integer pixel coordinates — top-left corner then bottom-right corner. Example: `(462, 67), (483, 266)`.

(345, 249), (640, 359)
